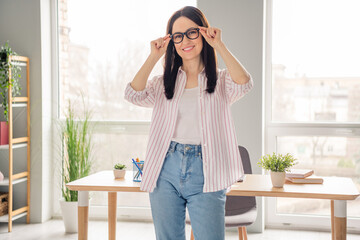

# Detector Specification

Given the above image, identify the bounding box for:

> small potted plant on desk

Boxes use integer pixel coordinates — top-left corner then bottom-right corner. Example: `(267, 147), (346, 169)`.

(257, 153), (297, 188)
(114, 163), (126, 179)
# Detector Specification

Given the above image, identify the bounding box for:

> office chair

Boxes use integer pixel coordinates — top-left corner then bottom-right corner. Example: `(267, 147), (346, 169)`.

(189, 146), (257, 240)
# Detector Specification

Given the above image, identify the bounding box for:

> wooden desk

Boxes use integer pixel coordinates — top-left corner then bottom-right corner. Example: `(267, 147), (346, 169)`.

(228, 175), (359, 240)
(67, 171), (359, 240)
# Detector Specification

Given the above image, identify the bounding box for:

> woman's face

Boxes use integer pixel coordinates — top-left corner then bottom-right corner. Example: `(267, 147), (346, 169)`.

(172, 17), (203, 62)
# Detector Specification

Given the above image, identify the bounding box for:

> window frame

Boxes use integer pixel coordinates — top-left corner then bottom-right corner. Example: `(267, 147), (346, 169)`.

(265, 0), (360, 232)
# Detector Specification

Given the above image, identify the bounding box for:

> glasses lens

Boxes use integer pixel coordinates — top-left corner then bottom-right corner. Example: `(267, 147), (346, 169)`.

(172, 33), (183, 44)
(186, 28), (199, 40)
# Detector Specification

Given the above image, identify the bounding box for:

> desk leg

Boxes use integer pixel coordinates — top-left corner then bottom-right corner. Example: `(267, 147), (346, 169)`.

(333, 200), (347, 240)
(108, 192), (117, 240)
(331, 200), (335, 240)
(78, 191), (89, 240)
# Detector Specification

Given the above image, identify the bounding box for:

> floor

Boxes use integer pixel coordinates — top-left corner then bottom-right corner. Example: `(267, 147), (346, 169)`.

(1, 219), (360, 240)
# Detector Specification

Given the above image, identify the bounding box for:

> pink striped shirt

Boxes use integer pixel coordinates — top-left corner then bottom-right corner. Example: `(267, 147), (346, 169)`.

(124, 68), (253, 192)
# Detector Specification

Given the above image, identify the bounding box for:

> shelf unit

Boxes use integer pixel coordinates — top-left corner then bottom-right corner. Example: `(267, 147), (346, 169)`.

(0, 55), (30, 232)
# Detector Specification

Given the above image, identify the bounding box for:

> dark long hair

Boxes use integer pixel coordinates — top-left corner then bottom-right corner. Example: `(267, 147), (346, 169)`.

(164, 6), (217, 99)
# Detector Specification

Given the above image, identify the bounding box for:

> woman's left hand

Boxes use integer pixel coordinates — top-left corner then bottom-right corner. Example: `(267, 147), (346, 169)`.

(199, 26), (223, 50)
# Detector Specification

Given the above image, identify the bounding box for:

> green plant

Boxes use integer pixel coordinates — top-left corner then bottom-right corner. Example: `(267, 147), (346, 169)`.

(114, 163), (126, 170)
(337, 158), (355, 168)
(61, 100), (93, 202)
(0, 42), (22, 122)
(257, 153), (297, 172)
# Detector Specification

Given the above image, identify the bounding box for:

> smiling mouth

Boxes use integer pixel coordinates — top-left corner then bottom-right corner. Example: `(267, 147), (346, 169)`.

(182, 46), (195, 52)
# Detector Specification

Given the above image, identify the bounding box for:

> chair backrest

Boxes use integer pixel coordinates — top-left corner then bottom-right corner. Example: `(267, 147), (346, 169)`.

(225, 146), (256, 216)
(238, 146), (252, 174)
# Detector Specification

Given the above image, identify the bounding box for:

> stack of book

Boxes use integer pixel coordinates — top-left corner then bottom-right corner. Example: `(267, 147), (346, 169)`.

(285, 169), (323, 184)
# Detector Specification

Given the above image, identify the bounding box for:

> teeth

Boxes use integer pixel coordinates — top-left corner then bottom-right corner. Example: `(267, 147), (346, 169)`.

(183, 46), (194, 51)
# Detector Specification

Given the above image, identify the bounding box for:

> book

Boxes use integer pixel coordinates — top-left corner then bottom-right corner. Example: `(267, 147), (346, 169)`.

(285, 169), (314, 179)
(286, 176), (323, 184)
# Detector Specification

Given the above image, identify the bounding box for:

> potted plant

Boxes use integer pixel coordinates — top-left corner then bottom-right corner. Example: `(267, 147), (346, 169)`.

(0, 42), (22, 122)
(113, 163), (126, 179)
(257, 153), (297, 187)
(59, 100), (93, 233)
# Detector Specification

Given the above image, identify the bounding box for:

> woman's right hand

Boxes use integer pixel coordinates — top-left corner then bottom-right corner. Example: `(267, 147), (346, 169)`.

(150, 34), (171, 60)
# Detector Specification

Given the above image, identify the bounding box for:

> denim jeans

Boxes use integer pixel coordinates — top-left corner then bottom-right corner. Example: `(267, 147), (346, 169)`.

(149, 141), (226, 240)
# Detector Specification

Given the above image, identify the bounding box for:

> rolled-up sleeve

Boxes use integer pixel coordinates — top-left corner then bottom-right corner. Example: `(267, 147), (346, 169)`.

(124, 75), (161, 108)
(223, 69), (254, 105)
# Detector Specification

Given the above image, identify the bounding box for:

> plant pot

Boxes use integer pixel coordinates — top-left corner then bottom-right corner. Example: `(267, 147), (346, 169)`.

(59, 199), (78, 233)
(270, 171), (286, 188)
(113, 169), (126, 179)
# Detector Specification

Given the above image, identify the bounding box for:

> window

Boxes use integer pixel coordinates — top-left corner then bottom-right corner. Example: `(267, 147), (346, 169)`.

(266, 0), (360, 231)
(59, 0), (196, 121)
(271, 0), (360, 123)
(56, 0), (196, 217)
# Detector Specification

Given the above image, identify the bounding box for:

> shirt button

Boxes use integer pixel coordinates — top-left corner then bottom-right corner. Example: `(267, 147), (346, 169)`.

(203, 144), (207, 147)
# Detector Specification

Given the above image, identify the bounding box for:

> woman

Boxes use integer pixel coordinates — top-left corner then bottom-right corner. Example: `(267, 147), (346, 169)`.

(124, 6), (253, 240)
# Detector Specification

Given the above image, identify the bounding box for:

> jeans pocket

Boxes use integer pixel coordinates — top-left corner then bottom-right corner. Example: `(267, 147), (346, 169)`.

(164, 149), (172, 160)
(164, 143), (176, 160)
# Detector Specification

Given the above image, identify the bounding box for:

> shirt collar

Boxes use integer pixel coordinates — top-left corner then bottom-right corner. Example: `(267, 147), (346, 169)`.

(178, 66), (206, 76)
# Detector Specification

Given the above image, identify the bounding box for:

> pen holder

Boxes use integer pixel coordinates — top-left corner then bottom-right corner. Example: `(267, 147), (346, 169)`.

(133, 161), (144, 182)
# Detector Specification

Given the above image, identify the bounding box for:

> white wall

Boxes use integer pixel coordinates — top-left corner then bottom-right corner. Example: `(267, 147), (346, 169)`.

(198, 0), (265, 233)
(0, 0), (53, 223)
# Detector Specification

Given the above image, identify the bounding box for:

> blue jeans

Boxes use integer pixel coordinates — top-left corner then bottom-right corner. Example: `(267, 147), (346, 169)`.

(149, 141), (226, 240)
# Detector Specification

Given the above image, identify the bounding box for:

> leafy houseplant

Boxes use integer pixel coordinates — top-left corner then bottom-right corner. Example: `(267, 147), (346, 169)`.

(113, 163), (126, 179)
(258, 153), (297, 187)
(0, 42), (22, 122)
(61, 100), (93, 201)
(59, 100), (93, 233)
(114, 163), (126, 170)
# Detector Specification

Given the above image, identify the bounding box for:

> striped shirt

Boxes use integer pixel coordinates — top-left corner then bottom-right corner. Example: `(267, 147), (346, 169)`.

(124, 67), (253, 192)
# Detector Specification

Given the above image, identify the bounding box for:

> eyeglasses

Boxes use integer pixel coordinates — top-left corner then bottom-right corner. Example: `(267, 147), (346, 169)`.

(170, 27), (200, 44)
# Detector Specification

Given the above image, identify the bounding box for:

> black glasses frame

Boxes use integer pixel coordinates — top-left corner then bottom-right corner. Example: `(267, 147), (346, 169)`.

(170, 27), (200, 44)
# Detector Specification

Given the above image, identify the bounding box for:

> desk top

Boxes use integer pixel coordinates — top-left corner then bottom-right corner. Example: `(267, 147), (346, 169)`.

(228, 175), (359, 200)
(67, 171), (141, 192)
(66, 171), (359, 200)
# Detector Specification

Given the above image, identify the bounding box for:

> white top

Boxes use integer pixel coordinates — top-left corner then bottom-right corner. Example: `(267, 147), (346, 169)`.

(171, 86), (201, 145)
